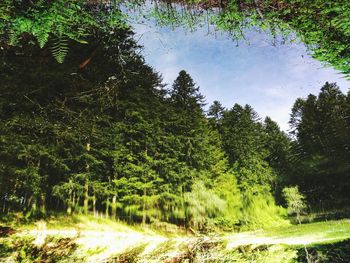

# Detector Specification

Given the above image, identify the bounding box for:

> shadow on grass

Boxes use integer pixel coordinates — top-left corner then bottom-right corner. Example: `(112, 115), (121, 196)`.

(297, 239), (350, 262)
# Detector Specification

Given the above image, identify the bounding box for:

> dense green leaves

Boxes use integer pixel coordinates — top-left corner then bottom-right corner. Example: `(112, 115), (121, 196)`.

(2, 0), (350, 78)
(283, 186), (306, 224)
(0, 22), (290, 229)
(289, 82), (350, 208)
(0, 0), (126, 62)
(1, 10), (349, 230)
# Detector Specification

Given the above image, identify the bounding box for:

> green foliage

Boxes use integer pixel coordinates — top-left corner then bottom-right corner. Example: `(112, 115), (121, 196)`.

(2, 12), (348, 232)
(240, 193), (288, 229)
(289, 82), (350, 208)
(50, 33), (68, 64)
(283, 186), (307, 223)
(221, 104), (269, 164)
(184, 181), (226, 230)
(218, 102), (289, 229)
(2, 0), (350, 78)
(0, 0), (127, 62)
(4, 1), (91, 45)
(213, 172), (242, 228)
(208, 100), (225, 123)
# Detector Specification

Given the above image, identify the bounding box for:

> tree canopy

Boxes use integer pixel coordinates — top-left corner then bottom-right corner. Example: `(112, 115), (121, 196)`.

(1, 0), (350, 232)
(2, 1), (350, 77)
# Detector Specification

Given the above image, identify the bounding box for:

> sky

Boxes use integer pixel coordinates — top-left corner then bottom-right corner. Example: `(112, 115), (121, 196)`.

(132, 22), (350, 131)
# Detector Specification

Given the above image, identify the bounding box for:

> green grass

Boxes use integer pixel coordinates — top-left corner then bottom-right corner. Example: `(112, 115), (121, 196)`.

(1, 214), (155, 235)
(264, 219), (350, 244)
(2, 214), (350, 262)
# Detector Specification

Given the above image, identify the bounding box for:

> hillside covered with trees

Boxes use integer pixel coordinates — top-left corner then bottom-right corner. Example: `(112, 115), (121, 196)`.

(1, 22), (349, 231)
(1, 1), (350, 262)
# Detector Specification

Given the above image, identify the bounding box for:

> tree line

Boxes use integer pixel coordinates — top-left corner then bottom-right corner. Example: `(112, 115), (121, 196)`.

(1, 24), (349, 230)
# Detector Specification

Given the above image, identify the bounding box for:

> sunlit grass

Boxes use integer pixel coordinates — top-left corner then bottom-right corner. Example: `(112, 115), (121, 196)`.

(2, 215), (350, 262)
(226, 219), (350, 250)
(3, 214), (167, 261)
(264, 219), (350, 244)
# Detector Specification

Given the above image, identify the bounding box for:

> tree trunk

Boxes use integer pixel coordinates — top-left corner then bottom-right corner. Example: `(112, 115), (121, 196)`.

(84, 180), (89, 215)
(112, 195), (117, 219)
(67, 203), (72, 215)
(31, 196), (37, 212)
(93, 192), (96, 217)
(142, 188), (147, 225)
(105, 197), (110, 218)
(67, 179), (73, 215)
(297, 212), (301, 224)
(72, 190), (76, 214)
(40, 193), (46, 214)
(85, 142), (91, 215)
(76, 196), (81, 213)
(23, 192), (27, 209)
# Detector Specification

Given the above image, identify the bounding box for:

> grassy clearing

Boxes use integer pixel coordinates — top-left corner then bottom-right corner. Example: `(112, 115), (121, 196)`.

(1, 215), (350, 262)
(17, 214), (145, 233)
(225, 219), (350, 249)
(0, 215), (167, 262)
(264, 219), (350, 244)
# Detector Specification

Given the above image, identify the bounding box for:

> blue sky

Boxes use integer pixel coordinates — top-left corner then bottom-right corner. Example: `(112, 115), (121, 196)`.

(132, 23), (350, 131)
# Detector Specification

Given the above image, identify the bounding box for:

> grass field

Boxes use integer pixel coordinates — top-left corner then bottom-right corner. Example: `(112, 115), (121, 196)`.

(1, 215), (350, 262)
(225, 219), (350, 248)
(265, 219), (350, 243)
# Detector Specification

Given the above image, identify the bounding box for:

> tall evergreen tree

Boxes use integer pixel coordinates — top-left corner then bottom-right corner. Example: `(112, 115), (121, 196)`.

(289, 82), (350, 208)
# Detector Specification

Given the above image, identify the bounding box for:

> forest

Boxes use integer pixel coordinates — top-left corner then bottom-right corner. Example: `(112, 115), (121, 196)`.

(0, 1), (350, 262)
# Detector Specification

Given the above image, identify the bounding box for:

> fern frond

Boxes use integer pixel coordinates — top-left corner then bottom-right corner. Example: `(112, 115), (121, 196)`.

(35, 30), (49, 48)
(51, 34), (68, 63)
